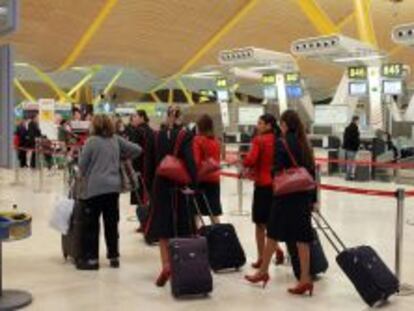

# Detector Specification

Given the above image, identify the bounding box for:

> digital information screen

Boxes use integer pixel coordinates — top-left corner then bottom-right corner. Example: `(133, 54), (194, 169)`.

(383, 80), (403, 95)
(349, 82), (368, 96)
(263, 86), (277, 99)
(216, 89), (229, 102)
(348, 66), (367, 80)
(286, 85), (303, 98)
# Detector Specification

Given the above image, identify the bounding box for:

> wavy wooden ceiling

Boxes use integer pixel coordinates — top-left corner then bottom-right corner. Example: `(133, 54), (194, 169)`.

(2, 0), (414, 98)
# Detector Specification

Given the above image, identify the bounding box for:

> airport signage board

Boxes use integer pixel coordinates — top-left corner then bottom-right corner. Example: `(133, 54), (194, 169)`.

(381, 63), (403, 78)
(216, 77), (228, 89)
(262, 74), (276, 85)
(285, 72), (301, 84)
(348, 66), (367, 80)
(238, 106), (264, 125)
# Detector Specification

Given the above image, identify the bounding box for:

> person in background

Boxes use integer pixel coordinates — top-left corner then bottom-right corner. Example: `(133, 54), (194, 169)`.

(385, 132), (398, 160)
(114, 117), (126, 137)
(125, 110), (156, 232)
(15, 118), (29, 168)
(27, 114), (42, 169)
(242, 114), (284, 269)
(72, 108), (82, 122)
(343, 116), (360, 181)
(145, 105), (197, 287)
(193, 114), (222, 224)
(245, 110), (316, 297)
(78, 114), (142, 270)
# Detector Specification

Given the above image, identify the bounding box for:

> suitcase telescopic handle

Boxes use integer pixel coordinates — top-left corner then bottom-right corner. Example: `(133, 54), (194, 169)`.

(191, 196), (207, 227)
(197, 191), (217, 225)
(312, 211), (347, 254)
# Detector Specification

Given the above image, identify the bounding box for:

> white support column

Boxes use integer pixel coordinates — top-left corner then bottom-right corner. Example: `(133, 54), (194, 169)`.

(276, 74), (288, 113)
(0, 45), (14, 168)
(367, 66), (384, 130)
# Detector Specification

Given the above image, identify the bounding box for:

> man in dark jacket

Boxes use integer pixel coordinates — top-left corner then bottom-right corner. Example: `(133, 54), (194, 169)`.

(343, 116), (360, 180)
(28, 114), (42, 169)
(15, 119), (29, 167)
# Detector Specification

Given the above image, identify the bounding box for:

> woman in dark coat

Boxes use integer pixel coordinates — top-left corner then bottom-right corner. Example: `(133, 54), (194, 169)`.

(125, 110), (156, 230)
(245, 110), (316, 296)
(27, 114), (42, 169)
(145, 105), (197, 287)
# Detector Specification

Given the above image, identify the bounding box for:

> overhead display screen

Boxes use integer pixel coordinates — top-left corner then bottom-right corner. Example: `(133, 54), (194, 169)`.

(348, 66), (367, 80)
(263, 86), (277, 99)
(349, 82), (368, 96)
(383, 80), (403, 95)
(286, 85), (303, 98)
(216, 89), (229, 102)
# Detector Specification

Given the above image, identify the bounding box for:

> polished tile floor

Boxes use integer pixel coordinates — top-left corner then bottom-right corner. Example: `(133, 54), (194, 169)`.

(1, 168), (414, 310)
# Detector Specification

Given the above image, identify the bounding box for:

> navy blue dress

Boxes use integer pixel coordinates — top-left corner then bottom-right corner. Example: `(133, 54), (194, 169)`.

(267, 132), (316, 243)
(145, 126), (197, 239)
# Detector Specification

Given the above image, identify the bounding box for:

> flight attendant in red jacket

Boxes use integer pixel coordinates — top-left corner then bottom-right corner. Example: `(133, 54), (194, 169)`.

(243, 113), (284, 268)
(193, 114), (222, 224)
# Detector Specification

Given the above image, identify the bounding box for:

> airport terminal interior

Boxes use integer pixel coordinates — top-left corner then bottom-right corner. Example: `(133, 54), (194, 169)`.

(2, 0), (414, 310)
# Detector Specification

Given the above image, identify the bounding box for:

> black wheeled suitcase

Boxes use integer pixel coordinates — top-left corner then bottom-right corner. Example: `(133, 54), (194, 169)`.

(61, 200), (82, 261)
(287, 228), (329, 280)
(313, 212), (399, 307)
(62, 200), (99, 268)
(194, 194), (246, 272)
(168, 191), (213, 298)
(169, 237), (213, 298)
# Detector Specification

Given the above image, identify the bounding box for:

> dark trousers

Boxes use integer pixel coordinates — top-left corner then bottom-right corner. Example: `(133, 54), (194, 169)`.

(85, 193), (120, 260)
(30, 151), (37, 169)
(18, 150), (27, 168)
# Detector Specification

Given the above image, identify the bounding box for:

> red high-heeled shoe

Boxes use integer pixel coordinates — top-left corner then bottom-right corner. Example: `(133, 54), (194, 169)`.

(155, 267), (171, 287)
(288, 282), (314, 296)
(251, 259), (263, 269)
(244, 272), (270, 288)
(275, 249), (285, 265)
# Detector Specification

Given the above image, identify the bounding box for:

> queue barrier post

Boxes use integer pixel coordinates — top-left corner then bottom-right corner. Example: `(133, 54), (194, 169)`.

(12, 151), (20, 185)
(395, 188), (414, 296)
(35, 139), (44, 193)
(230, 154), (249, 217)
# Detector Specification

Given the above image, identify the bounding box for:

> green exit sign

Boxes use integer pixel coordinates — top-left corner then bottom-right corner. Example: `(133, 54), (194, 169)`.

(382, 63), (403, 78)
(348, 66), (367, 80)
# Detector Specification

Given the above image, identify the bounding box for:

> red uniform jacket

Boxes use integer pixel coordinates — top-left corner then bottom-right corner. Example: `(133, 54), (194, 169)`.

(193, 135), (221, 184)
(243, 132), (275, 186)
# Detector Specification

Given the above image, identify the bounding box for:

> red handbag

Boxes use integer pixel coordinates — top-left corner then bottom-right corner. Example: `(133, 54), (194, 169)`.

(198, 157), (221, 182)
(272, 139), (315, 196)
(156, 130), (191, 185)
(197, 137), (221, 182)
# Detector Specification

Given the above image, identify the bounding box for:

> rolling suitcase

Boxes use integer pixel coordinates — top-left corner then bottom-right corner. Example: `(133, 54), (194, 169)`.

(194, 194), (246, 272)
(61, 200), (82, 261)
(313, 212), (399, 307)
(169, 237), (213, 298)
(287, 228), (329, 280)
(168, 191), (213, 298)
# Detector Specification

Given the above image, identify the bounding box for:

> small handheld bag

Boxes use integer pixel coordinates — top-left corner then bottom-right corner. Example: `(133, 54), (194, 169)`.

(156, 130), (191, 185)
(272, 139), (316, 196)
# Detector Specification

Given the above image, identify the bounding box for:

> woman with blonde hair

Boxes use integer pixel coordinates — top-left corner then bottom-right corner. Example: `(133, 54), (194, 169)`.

(78, 114), (141, 270)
